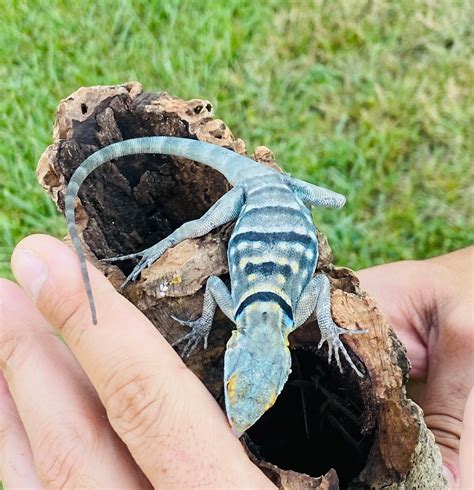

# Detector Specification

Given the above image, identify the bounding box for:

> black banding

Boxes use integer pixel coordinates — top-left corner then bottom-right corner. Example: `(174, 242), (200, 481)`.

(235, 291), (293, 321)
(244, 261), (292, 278)
(231, 231), (316, 247)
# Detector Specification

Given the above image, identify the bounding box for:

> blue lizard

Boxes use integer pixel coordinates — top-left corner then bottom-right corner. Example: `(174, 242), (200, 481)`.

(65, 136), (366, 435)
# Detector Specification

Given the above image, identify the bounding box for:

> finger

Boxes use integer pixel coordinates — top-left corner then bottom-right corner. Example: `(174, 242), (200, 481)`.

(0, 279), (152, 489)
(11, 235), (272, 489)
(0, 373), (43, 489)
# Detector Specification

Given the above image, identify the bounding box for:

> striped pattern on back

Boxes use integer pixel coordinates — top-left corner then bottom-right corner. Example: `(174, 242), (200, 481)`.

(64, 136), (273, 325)
(228, 173), (318, 325)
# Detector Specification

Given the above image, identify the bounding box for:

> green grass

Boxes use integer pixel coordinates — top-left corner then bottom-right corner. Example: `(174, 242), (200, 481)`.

(1, 0), (473, 279)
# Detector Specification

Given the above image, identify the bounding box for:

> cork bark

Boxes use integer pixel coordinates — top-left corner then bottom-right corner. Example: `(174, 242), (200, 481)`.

(37, 83), (447, 489)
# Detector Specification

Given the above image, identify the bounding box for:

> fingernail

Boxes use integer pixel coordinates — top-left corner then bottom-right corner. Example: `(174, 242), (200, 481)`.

(442, 465), (456, 489)
(11, 249), (48, 301)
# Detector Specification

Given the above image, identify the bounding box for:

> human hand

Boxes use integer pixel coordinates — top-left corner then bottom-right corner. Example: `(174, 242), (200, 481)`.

(0, 234), (274, 489)
(357, 247), (474, 489)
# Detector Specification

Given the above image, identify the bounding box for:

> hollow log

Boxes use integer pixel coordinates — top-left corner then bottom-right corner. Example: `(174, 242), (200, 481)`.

(37, 83), (447, 489)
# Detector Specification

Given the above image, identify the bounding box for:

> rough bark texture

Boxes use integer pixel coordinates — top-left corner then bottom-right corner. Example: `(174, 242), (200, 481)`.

(37, 83), (447, 489)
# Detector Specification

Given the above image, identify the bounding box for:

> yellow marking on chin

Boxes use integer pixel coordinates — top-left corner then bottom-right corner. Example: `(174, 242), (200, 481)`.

(227, 374), (239, 402)
(248, 273), (257, 282)
(276, 274), (286, 285)
(264, 392), (278, 412)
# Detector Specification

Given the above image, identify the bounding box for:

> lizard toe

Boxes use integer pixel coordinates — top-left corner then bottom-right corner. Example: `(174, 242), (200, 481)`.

(100, 251), (143, 262)
(171, 316), (211, 358)
(318, 326), (364, 377)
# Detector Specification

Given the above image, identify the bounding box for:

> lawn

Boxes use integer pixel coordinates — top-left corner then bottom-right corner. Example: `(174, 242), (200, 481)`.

(1, 0), (472, 280)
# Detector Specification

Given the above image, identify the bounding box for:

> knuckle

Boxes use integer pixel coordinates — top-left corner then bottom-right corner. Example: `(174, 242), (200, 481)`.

(34, 419), (98, 488)
(43, 283), (116, 336)
(0, 287), (29, 370)
(102, 360), (183, 440)
(425, 413), (462, 452)
(42, 286), (91, 336)
(0, 323), (40, 374)
(0, 327), (21, 369)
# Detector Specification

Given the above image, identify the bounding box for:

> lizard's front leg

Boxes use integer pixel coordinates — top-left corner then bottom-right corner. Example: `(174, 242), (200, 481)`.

(102, 185), (245, 287)
(172, 276), (234, 358)
(293, 274), (367, 377)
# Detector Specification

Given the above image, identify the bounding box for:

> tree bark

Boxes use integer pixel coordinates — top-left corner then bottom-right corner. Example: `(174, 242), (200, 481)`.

(37, 83), (447, 489)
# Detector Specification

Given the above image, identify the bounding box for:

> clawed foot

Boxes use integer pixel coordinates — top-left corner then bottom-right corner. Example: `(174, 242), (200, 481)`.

(171, 315), (212, 358)
(318, 324), (367, 377)
(101, 245), (164, 288)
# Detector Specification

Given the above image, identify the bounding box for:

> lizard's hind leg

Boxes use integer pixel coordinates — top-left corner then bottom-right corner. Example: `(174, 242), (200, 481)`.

(172, 276), (234, 358)
(102, 186), (245, 288)
(293, 275), (367, 377)
(284, 175), (346, 209)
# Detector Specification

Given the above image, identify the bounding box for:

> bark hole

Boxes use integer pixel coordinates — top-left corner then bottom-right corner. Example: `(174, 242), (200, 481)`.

(247, 349), (373, 487)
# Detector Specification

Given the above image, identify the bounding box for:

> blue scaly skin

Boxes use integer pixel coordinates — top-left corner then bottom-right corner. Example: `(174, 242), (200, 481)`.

(65, 136), (367, 435)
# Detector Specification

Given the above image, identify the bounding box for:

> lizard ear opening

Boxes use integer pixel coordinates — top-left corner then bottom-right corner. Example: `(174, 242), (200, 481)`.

(244, 348), (373, 487)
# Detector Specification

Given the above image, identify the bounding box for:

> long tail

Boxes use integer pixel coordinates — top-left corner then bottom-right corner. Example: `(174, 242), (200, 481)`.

(65, 136), (264, 325)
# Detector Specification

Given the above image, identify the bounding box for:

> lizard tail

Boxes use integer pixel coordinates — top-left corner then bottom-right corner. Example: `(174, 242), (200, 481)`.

(65, 140), (154, 325)
(64, 137), (265, 325)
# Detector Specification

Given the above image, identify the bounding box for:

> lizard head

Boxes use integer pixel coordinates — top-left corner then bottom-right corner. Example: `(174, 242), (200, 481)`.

(224, 308), (292, 436)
